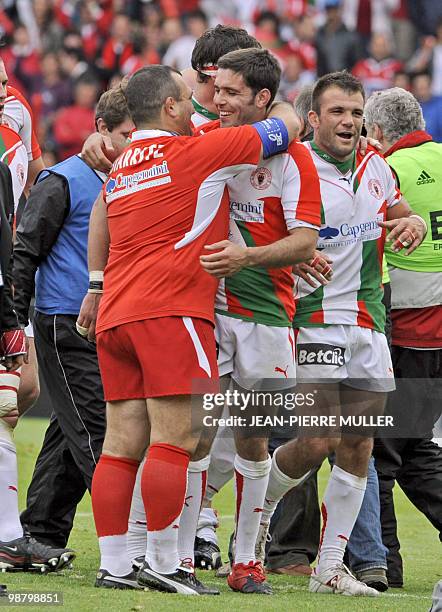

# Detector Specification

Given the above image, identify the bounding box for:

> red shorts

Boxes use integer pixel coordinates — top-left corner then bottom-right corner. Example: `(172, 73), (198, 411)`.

(96, 317), (219, 400)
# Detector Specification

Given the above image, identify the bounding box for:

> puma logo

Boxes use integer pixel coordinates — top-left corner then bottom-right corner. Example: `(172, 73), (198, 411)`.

(184, 495), (193, 507)
(274, 365), (289, 378)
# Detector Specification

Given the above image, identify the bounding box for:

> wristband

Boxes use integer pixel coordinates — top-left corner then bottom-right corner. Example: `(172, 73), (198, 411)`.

(88, 281), (103, 294)
(76, 322), (89, 337)
(252, 118), (289, 158)
(89, 271), (104, 282)
(409, 214), (427, 235)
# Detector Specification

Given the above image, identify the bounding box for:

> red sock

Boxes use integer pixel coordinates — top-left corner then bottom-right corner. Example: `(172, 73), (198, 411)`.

(92, 454), (139, 537)
(142, 443), (190, 532)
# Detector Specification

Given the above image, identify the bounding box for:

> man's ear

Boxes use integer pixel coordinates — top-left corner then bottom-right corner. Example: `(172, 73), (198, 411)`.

(255, 88), (272, 109)
(96, 117), (109, 135)
(371, 123), (383, 142)
(164, 95), (177, 118)
(308, 109), (319, 130)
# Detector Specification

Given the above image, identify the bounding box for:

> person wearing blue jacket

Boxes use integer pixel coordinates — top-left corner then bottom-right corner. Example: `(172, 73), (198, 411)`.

(11, 84), (133, 553)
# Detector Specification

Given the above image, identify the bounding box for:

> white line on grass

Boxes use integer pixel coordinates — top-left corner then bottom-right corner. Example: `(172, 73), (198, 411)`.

(272, 583), (431, 600)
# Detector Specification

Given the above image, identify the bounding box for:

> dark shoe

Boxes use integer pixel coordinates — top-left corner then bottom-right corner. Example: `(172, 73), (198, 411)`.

(138, 560), (220, 595)
(356, 568), (388, 592)
(267, 563), (312, 576)
(387, 567), (403, 588)
(194, 537), (222, 570)
(227, 561), (272, 594)
(95, 568), (141, 589)
(0, 533), (75, 572)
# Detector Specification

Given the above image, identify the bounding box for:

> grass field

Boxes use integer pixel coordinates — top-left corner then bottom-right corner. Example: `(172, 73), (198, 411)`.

(3, 417), (440, 611)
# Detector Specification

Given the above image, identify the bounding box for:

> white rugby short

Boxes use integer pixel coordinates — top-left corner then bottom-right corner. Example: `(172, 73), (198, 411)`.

(295, 325), (395, 392)
(215, 313), (295, 390)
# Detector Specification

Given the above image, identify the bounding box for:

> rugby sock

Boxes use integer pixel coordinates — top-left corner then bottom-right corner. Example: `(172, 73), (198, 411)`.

(0, 437), (23, 541)
(92, 454), (139, 576)
(178, 455), (210, 563)
(196, 508), (218, 545)
(127, 458), (147, 562)
(202, 434), (236, 505)
(196, 435), (235, 543)
(261, 446), (310, 524)
(142, 443), (189, 574)
(234, 454), (271, 565)
(316, 465), (367, 573)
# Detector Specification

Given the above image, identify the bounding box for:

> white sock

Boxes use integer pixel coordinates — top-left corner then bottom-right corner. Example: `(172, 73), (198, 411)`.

(234, 454), (271, 565)
(127, 458), (147, 562)
(146, 522), (181, 574)
(98, 534), (132, 576)
(0, 437), (23, 542)
(317, 465), (367, 572)
(261, 446), (310, 524)
(196, 507), (218, 544)
(203, 433), (236, 503)
(178, 456), (210, 564)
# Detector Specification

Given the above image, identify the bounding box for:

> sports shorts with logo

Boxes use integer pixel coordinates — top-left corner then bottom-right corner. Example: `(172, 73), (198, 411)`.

(96, 316), (219, 400)
(215, 313), (295, 390)
(295, 325), (395, 392)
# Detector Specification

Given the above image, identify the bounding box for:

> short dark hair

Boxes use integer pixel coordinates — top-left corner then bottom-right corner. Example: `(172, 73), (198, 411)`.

(125, 65), (181, 126)
(311, 71), (365, 114)
(217, 48), (281, 107)
(191, 25), (261, 73)
(95, 82), (130, 131)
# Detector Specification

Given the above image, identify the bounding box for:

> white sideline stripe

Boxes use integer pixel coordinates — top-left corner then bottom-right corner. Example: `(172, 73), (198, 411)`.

(272, 584), (431, 600)
(174, 163), (256, 250)
(53, 316), (97, 466)
(182, 317), (211, 377)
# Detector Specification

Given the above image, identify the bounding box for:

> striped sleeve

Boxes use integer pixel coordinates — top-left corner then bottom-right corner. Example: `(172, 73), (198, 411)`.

(281, 142), (322, 230)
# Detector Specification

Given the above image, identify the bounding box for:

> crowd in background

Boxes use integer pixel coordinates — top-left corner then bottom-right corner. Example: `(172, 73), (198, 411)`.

(2, 0), (442, 162)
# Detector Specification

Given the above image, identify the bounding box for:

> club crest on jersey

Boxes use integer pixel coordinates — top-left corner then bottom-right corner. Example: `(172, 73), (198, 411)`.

(250, 167), (272, 190)
(368, 179), (384, 200)
(16, 163), (25, 186)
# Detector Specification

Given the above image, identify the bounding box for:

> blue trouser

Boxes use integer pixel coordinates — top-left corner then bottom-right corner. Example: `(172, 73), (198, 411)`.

(267, 436), (387, 571)
(347, 457), (388, 572)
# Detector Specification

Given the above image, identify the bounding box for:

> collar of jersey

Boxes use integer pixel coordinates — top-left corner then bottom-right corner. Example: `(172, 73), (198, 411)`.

(311, 141), (355, 175)
(131, 129), (179, 141)
(192, 96), (219, 120)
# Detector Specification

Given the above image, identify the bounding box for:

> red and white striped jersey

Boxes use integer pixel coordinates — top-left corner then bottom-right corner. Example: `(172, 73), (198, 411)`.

(294, 143), (402, 333)
(216, 140), (321, 326)
(352, 58), (403, 96)
(3, 85), (41, 162)
(0, 124), (27, 210)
